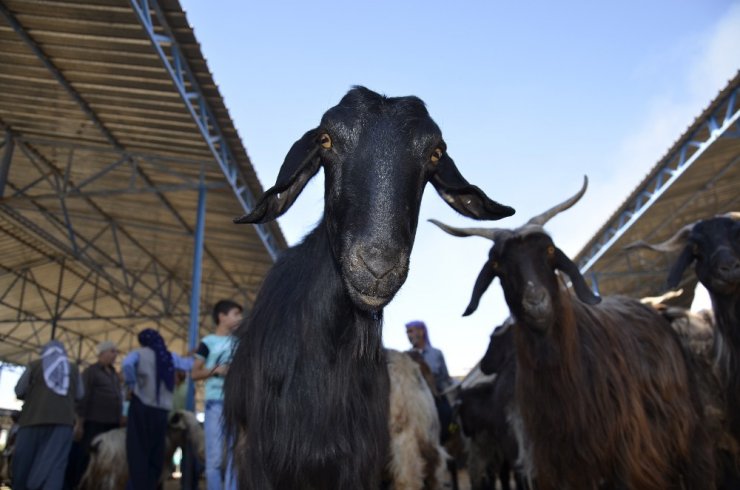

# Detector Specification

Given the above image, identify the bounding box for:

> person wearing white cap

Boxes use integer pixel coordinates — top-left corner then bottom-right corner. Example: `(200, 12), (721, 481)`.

(66, 340), (122, 487)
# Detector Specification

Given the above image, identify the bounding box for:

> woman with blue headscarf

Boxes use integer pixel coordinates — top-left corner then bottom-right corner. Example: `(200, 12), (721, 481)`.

(121, 328), (193, 489)
(12, 340), (84, 490)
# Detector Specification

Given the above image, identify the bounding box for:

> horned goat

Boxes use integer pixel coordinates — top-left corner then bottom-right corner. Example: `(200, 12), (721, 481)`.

(432, 177), (714, 489)
(630, 213), (740, 487)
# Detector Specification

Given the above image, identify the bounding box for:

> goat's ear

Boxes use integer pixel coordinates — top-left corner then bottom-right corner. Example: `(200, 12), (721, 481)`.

(464, 263), (498, 316)
(553, 247), (601, 305)
(234, 130), (322, 224)
(431, 154), (515, 221)
(666, 245), (695, 290)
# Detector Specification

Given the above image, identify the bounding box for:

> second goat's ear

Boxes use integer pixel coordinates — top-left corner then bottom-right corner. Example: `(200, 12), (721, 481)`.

(234, 130), (322, 224)
(431, 153), (515, 221)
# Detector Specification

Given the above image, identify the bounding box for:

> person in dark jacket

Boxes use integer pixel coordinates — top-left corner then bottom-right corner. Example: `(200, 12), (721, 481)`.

(66, 340), (123, 487)
(13, 340), (84, 490)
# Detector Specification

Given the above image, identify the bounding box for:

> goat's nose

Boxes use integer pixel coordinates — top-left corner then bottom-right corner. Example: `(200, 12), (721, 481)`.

(718, 258), (740, 276)
(714, 248), (740, 277)
(358, 247), (398, 279)
(523, 282), (547, 306)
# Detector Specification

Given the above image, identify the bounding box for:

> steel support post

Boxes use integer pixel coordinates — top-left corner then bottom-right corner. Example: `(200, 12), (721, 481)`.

(186, 184), (206, 411)
(0, 130), (15, 198)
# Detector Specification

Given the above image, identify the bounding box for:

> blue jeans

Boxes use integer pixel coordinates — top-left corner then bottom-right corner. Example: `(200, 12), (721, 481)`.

(204, 400), (236, 490)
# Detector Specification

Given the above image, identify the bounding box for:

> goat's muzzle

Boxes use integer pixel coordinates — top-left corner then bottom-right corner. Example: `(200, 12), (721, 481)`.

(521, 282), (553, 331)
(711, 248), (740, 291)
(344, 245), (410, 311)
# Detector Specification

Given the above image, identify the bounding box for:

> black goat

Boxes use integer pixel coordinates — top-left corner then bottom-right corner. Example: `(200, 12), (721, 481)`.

(432, 177), (715, 489)
(224, 87), (514, 490)
(630, 213), (740, 486)
(459, 322), (527, 490)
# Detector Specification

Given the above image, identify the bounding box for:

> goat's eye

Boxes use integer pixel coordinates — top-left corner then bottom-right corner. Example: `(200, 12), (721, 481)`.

(430, 148), (444, 163)
(319, 133), (332, 149)
(491, 260), (499, 269)
(692, 243), (701, 257)
(547, 246), (555, 257)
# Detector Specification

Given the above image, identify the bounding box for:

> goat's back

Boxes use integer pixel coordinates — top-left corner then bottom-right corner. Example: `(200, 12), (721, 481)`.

(79, 428), (127, 490)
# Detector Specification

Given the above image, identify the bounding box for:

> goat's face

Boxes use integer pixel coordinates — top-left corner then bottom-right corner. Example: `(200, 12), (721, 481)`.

(235, 87), (514, 311)
(454, 229), (599, 333)
(491, 232), (562, 333)
(431, 176), (599, 323)
(480, 318), (515, 374)
(668, 217), (740, 296)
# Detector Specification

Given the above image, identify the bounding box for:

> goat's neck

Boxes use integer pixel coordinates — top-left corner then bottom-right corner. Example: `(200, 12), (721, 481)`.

(514, 288), (582, 377)
(710, 291), (740, 420)
(288, 220), (385, 361)
(711, 292), (740, 349)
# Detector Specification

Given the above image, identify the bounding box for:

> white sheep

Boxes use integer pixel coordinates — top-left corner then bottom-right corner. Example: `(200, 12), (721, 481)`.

(386, 349), (449, 490)
(79, 410), (204, 490)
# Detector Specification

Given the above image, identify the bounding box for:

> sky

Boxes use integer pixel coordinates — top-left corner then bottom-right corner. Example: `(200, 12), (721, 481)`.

(173, 0), (740, 377)
(2, 2), (737, 409)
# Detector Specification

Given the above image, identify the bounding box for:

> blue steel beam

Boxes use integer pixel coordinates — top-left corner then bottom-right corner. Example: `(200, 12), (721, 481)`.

(129, 0), (281, 261)
(186, 183), (206, 411)
(578, 82), (740, 274)
(0, 130), (14, 198)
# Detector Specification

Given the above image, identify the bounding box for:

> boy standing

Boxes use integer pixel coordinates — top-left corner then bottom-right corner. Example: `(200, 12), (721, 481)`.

(191, 300), (243, 490)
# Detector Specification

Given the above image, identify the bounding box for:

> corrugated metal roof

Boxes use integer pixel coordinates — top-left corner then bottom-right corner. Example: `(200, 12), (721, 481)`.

(0, 0), (287, 366)
(574, 71), (740, 307)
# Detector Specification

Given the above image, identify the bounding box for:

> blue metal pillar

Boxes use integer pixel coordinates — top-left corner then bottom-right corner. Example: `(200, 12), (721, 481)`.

(0, 131), (15, 198)
(186, 183), (206, 411)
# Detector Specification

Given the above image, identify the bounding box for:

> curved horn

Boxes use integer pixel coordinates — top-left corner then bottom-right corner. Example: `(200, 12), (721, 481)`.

(623, 222), (694, 253)
(639, 288), (684, 306)
(721, 211), (740, 221)
(428, 219), (505, 241)
(525, 175), (588, 227)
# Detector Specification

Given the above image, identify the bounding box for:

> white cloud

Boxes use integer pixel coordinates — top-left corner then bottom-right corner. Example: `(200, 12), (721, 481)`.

(562, 4), (740, 261)
(440, 4), (740, 376)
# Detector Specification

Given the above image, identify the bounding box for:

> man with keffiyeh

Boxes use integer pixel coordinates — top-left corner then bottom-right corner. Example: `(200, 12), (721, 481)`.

(12, 340), (84, 490)
(405, 320), (456, 445)
(121, 328), (193, 489)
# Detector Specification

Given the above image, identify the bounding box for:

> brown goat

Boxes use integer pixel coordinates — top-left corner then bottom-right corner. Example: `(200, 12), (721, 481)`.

(433, 177), (715, 489)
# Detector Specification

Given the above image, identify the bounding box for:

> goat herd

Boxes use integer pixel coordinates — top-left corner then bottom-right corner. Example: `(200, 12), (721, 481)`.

(218, 87), (738, 490)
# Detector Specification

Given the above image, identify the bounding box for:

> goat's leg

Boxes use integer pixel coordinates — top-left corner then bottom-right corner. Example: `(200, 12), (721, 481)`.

(447, 458), (459, 490)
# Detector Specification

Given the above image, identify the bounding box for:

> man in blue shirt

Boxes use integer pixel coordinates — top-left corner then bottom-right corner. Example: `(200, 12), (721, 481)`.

(191, 300), (243, 490)
(406, 320), (455, 443)
(405, 320), (454, 394)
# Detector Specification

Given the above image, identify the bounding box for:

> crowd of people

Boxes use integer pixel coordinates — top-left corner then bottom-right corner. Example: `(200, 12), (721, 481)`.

(7, 301), (453, 490)
(8, 299), (244, 490)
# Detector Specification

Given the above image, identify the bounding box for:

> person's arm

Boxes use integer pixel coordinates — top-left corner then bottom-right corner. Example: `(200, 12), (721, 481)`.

(436, 350), (454, 389)
(172, 353), (194, 372)
(14, 365), (32, 400)
(121, 351), (140, 389)
(77, 367), (93, 418)
(190, 342), (213, 381)
(75, 367), (85, 400)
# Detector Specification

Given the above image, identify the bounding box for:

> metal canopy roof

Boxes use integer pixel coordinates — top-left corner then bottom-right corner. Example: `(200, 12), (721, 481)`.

(575, 71), (740, 308)
(0, 0), (287, 366)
